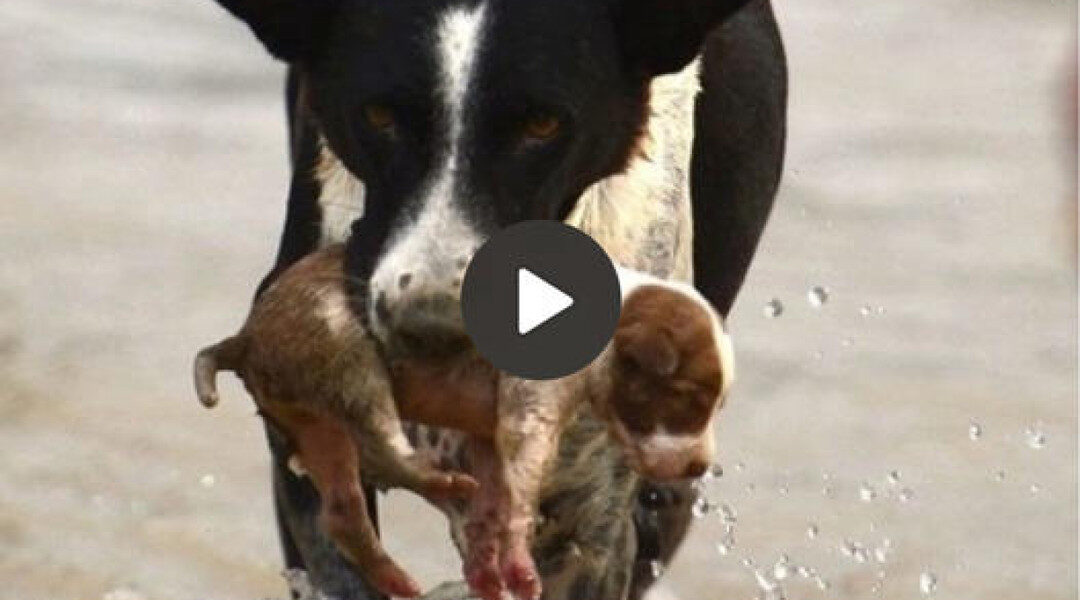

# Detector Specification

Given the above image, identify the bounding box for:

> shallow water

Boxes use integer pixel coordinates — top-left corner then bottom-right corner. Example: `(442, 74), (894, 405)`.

(0, 0), (1075, 599)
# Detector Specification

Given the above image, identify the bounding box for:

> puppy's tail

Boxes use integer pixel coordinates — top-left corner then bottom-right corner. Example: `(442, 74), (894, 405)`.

(193, 335), (247, 409)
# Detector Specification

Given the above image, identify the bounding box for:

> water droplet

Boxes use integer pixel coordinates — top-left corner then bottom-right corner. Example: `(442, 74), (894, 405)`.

(807, 286), (830, 308)
(993, 470), (1006, 482)
(649, 560), (664, 578)
(841, 337), (854, 348)
(842, 540), (869, 563)
(1024, 426), (1047, 449)
(886, 470), (901, 485)
(822, 485), (836, 499)
(1029, 483), (1042, 495)
(745, 483), (756, 495)
(735, 461), (746, 472)
(717, 539), (734, 556)
(692, 496), (714, 519)
(874, 539), (893, 563)
(815, 576), (831, 590)
(806, 524), (819, 539)
(742, 557), (756, 568)
(968, 421), (983, 441)
(705, 463), (725, 480)
(754, 569), (780, 592)
(859, 305), (873, 317)
(777, 484), (789, 496)
(200, 474), (216, 488)
(796, 566), (815, 579)
(763, 298), (784, 318)
(859, 482), (877, 502)
(898, 488), (915, 503)
(772, 555), (793, 580)
(919, 571), (938, 595)
(718, 503), (737, 525)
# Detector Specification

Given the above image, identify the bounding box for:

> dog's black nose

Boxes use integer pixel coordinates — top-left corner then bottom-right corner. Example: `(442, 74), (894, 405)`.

(387, 293), (471, 360)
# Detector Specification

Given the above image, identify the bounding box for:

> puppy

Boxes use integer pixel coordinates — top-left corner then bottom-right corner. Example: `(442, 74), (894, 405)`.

(194, 245), (733, 600)
(194, 245), (484, 598)
(465, 269), (733, 600)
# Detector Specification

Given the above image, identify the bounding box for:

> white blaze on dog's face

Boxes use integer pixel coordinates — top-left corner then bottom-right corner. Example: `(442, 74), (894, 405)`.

(606, 273), (734, 481)
(363, 4), (489, 354)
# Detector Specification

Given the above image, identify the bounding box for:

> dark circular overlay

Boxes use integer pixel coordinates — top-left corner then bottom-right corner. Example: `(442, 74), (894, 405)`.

(461, 221), (621, 380)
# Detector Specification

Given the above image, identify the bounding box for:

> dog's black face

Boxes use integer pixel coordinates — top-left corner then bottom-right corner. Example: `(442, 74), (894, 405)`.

(216, 0), (749, 359)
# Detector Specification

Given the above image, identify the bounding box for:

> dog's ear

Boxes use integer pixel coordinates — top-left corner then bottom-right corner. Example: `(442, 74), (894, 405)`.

(613, 0), (752, 76)
(214, 0), (339, 62)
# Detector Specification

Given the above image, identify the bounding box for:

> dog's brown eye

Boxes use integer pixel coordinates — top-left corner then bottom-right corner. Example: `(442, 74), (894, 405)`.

(523, 113), (561, 141)
(363, 104), (395, 133)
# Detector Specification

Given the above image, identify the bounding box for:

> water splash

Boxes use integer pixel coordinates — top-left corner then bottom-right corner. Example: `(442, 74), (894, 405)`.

(649, 559), (665, 578)
(1024, 426), (1047, 449)
(763, 298), (784, 318)
(968, 421), (983, 441)
(886, 470), (901, 485)
(284, 569), (337, 600)
(807, 286), (830, 308)
(918, 571), (938, 596)
(692, 496), (714, 519)
(859, 482), (877, 502)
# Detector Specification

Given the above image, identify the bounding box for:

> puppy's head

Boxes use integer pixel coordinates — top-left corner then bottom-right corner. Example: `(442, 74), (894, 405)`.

(212, 0), (755, 364)
(604, 282), (733, 481)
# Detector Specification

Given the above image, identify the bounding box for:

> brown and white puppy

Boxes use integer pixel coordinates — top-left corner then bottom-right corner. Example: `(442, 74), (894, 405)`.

(448, 268), (733, 600)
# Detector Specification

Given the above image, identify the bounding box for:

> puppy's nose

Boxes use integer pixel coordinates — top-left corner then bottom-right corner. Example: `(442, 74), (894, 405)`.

(388, 293), (471, 360)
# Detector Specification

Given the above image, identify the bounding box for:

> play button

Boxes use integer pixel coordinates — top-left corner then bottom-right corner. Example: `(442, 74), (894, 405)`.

(517, 269), (574, 335)
(461, 221), (621, 380)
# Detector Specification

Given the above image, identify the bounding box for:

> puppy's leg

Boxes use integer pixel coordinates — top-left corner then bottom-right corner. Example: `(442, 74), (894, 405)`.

(341, 353), (478, 503)
(263, 400), (423, 599)
(462, 437), (508, 600)
(493, 376), (582, 600)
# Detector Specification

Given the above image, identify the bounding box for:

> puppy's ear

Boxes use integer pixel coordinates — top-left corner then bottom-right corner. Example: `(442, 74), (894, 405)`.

(214, 0), (339, 62)
(613, 0), (752, 76)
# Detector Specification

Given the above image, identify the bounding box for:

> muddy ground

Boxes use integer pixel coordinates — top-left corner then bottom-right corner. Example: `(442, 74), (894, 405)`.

(0, 0), (1075, 599)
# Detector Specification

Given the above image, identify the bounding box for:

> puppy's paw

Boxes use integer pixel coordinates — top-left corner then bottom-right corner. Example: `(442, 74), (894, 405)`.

(367, 555), (423, 598)
(464, 544), (504, 600)
(501, 540), (541, 600)
(421, 470), (481, 502)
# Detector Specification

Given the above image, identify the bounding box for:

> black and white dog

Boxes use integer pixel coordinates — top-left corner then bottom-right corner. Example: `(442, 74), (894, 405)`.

(210, 0), (785, 598)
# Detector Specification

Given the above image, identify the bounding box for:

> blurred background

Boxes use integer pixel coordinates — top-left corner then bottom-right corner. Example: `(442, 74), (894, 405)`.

(0, 0), (1075, 599)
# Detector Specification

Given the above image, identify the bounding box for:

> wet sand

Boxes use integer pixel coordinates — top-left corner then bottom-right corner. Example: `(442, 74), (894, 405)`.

(0, 0), (1075, 599)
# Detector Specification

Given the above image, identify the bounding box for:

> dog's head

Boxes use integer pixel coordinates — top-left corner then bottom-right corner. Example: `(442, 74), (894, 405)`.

(604, 279), (733, 481)
(216, 0), (750, 360)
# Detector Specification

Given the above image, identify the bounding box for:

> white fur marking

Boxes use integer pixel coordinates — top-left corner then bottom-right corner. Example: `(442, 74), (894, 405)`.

(367, 4), (488, 337)
(316, 139), (365, 245)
